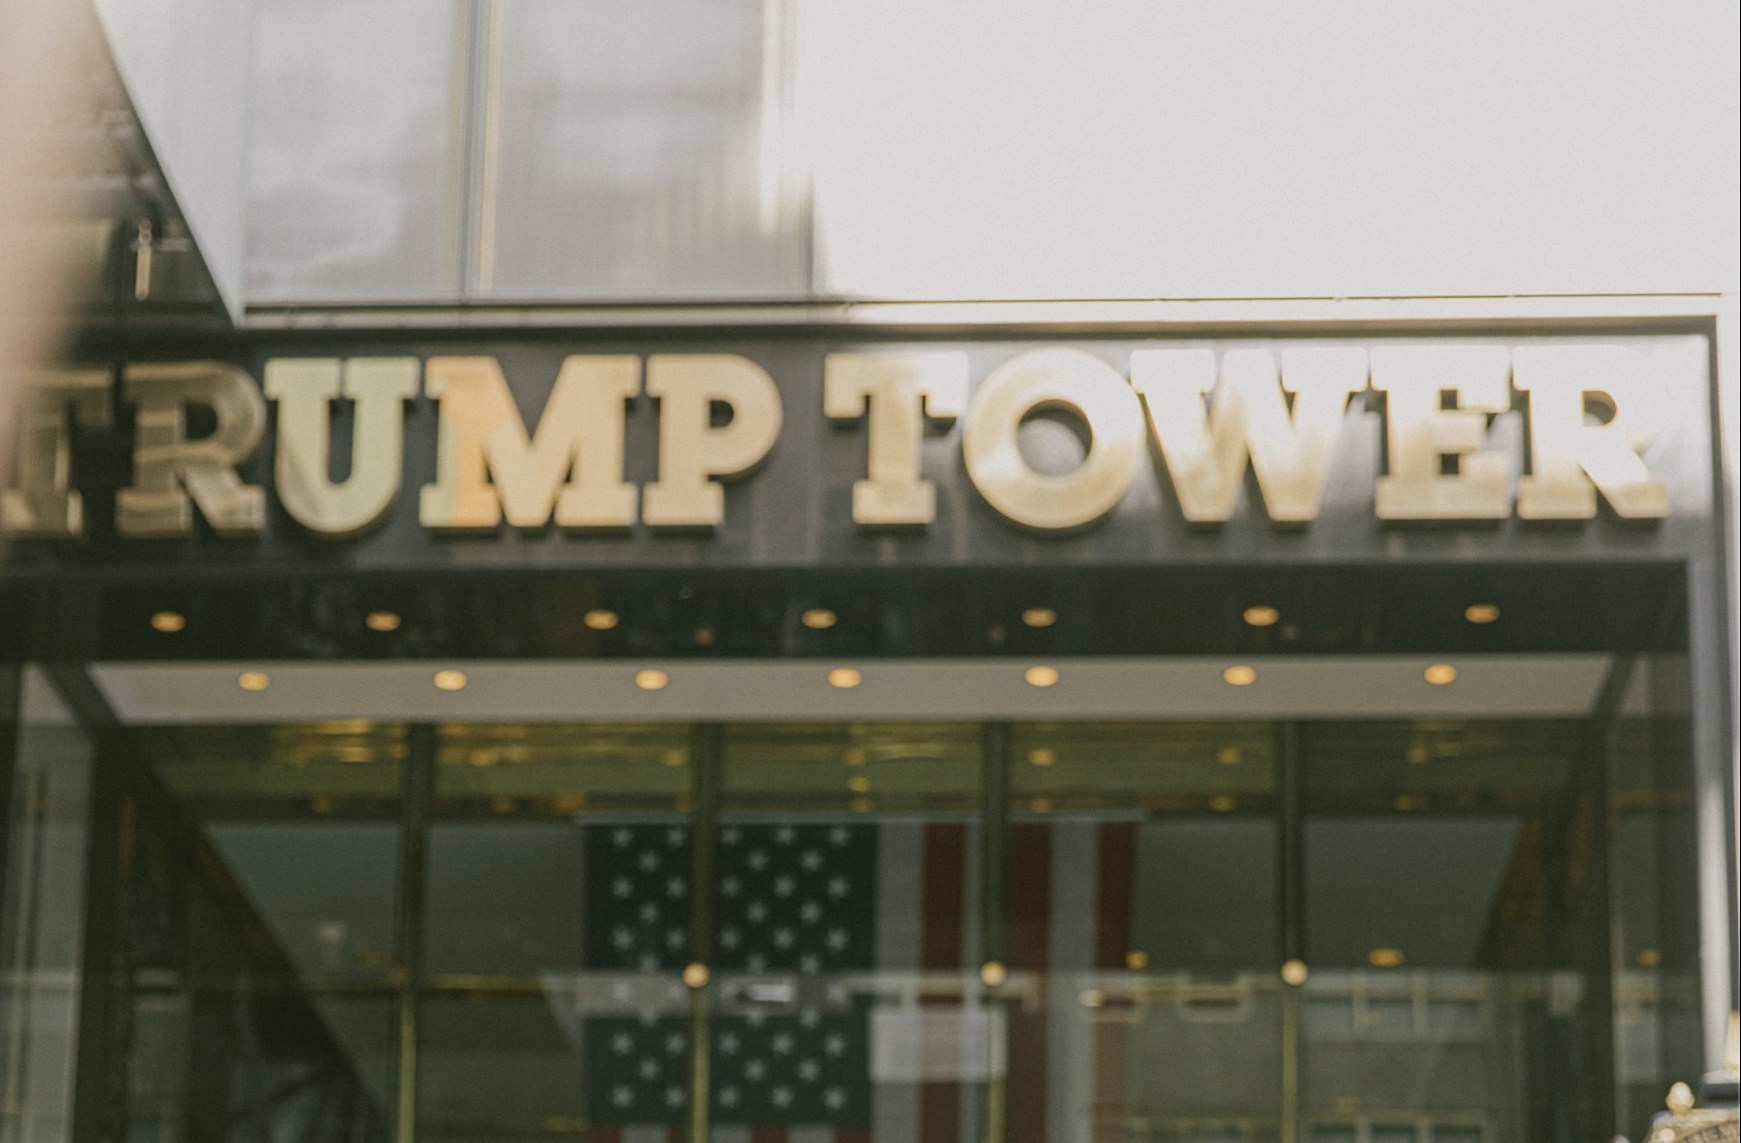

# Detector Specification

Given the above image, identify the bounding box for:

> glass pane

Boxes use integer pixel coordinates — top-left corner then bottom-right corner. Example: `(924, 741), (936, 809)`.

(246, 0), (465, 301)
(1010, 723), (1280, 1140)
(1300, 721), (1580, 1143)
(720, 723), (981, 1137)
(1609, 653), (1702, 1141)
(0, 669), (92, 1142)
(723, 722), (979, 812)
(487, 0), (810, 300)
(420, 724), (691, 1136)
(106, 722), (408, 1136)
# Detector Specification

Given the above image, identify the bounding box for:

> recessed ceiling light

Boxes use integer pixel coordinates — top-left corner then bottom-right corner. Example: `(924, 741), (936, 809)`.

(1024, 665), (1059, 687)
(1021, 607), (1056, 628)
(583, 609), (619, 631)
(1028, 747), (1057, 767)
(682, 962), (709, 989)
(980, 961), (1007, 987)
(802, 608), (837, 629)
(1223, 665), (1257, 686)
(1368, 947), (1406, 968)
(433, 670), (467, 691)
(365, 611), (401, 632)
(1464, 603), (1500, 624)
(1280, 959), (1309, 986)
(150, 611), (186, 633)
(1424, 663), (1457, 685)
(827, 667), (861, 689)
(1242, 606), (1279, 627)
(635, 669), (669, 691)
(237, 671), (270, 691)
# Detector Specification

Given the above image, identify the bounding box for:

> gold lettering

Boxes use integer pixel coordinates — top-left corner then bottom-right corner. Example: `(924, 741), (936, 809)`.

(265, 357), (419, 538)
(823, 351), (968, 528)
(642, 354), (782, 531)
(1514, 345), (1667, 520)
(1, 369), (111, 537)
(1371, 345), (1512, 521)
(1130, 348), (1365, 523)
(961, 348), (1143, 531)
(419, 356), (640, 531)
(117, 362), (266, 536)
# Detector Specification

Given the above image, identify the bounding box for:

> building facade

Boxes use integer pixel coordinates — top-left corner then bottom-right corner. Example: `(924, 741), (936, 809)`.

(2, 4), (1737, 1143)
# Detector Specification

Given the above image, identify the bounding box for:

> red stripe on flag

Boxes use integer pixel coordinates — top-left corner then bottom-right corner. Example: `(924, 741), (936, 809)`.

(1006, 822), (1052, 1143)
(1093, 821), (1137, 1139)
(1095, 822), (1136, 969)
(920, 823), (966, 1143)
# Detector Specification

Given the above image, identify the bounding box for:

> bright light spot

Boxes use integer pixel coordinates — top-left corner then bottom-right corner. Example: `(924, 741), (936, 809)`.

(365, 611), (401, 632)
(584, 609), (619, 631)
(1223, 665), (1256, 686)
(237, 671), (269, 691)
(1280, 959), (1309, 986)
(1424, 664), (1458, 685)
(1243, 606), (1279, 627)
(802, 608), (838, 629)
(635, 669), (670, 691)
(1021, 607), (1056, 628)
(827, 667), (861, 689)
(434, 670), (467, 691)
(1368, 947), (1406, 968)
(151, 611), (186, 633)
(1464, 603), (1500, 624)
(1028, 747), (1057, 767)
(1024, 665), (1059, 687)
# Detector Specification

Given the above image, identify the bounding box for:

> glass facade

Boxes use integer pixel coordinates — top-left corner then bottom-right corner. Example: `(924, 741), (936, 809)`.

(1, 675), (1704, 1143)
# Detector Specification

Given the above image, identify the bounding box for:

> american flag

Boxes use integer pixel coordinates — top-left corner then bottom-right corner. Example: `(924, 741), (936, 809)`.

(572, 817), (1141, 1143)
(583, 823), (875, 1130)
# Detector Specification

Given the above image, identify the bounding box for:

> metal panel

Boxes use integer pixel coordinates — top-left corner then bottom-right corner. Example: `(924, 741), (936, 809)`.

(482, 0), (810, 301)
(245, 0), (468, 302)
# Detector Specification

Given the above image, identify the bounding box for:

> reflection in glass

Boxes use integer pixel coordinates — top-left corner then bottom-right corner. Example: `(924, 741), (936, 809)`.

(247, 0), (466, 300)
(421, 724), (691, 1136)
(123, 721), (405, 1136)
(488, 0), (810, 299)
(0, 670), (91, 1142)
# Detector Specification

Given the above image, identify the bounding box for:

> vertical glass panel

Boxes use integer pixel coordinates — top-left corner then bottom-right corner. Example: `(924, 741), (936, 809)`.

(0, 669), (92, 1143)
(130, 722), (406, 1135)
(487, 0), (810, 300)
(1301, 721), (1581, 1143)
(420, 724), (690, 1137)
(719, 724), (981, 1140)
(1010, 723), (1280, 1143)
(246, 0), (465, 301)
(1609, 654), (1702, 1143)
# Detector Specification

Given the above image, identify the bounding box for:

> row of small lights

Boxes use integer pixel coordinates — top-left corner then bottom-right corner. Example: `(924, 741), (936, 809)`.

(153, 601), (1505, 640)
(150, 601), (1500, 694)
